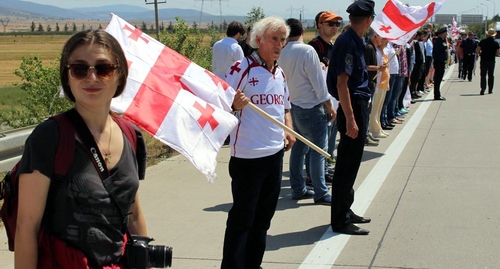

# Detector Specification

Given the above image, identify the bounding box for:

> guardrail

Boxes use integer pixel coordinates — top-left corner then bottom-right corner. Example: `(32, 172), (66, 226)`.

(0, 126), (35, 173)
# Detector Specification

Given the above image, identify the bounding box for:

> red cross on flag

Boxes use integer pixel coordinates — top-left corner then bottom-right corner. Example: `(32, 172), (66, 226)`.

(105, 13), (238, 181)
(371, 0), (445, 45)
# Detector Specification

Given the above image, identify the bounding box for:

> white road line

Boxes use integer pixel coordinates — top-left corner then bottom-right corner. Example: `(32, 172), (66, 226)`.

(299, 66), (454, 269)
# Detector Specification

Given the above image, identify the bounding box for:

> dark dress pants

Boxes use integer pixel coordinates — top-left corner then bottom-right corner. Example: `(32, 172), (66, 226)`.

(433, 60), (446, 99)
(480, 60), (495, 93)
(221, 150), (284, 269)
(330, 101), (369, 229)
(462, 55), (475, 80)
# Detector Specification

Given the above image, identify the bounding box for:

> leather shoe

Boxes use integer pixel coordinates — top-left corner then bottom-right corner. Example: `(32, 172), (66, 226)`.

(434, 96), (446, 101)
(381, 124), (393, 130)
(292, 190), (314, 200)
(350, 213), (371, 224)
(332, 223), (369, 235)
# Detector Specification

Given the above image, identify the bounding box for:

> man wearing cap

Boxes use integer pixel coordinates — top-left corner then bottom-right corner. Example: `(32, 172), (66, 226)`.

(326, 0), (375, 236)
(433, 27), (448, 101)
(309, 11), (343, 68)
(279, 18), (336, 205)
(476, 28), (500, 95)
(460, 31), (478, 81)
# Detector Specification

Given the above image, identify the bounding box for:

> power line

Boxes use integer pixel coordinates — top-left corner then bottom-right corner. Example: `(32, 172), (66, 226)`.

(194, 0), (228, 27)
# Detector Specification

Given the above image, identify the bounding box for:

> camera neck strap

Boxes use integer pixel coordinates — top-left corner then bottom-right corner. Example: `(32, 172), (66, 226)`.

(65, 108), (134, 240)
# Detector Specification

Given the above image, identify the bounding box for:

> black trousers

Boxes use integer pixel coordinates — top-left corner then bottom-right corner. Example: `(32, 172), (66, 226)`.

(462, 55), (475, 81)
(480, 60), (496, 93)
(433, 60), (446, 99)
(410, 64), (423, 95)
(221, 150), (284, 269)
(330, 102), (369, 229)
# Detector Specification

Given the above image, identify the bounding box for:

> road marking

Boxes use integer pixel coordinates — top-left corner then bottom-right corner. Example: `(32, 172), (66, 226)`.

(299, 66), (454, 268)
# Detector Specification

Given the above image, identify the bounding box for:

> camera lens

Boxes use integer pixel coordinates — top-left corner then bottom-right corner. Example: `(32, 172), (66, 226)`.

(148, 245), (173, 268)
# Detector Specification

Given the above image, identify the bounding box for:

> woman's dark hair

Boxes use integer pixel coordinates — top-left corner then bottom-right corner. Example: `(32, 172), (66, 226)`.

(60, 29), (128, 102)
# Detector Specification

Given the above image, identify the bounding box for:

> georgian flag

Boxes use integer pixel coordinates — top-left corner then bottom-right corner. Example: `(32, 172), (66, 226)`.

(105, 14), (238, 181)
(371, 0), (445, 45)
(451, 17), (461, 38)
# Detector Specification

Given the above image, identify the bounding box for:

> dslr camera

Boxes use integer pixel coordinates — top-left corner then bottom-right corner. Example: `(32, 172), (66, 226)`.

(125, 235), (173, 268)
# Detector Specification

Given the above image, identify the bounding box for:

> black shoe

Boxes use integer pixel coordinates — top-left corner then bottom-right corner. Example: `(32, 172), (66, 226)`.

(410, 99), (417, 104)
(480, 90), (485, 95)
(489, 91), (493, 94)
(434, 96), (446, 101)
(386, 123), (396, 127)
(292, 190), (315, 200)
(350, 213), (371, 224)
(332, 223), (370, 235)
(381, 124), (394, 130)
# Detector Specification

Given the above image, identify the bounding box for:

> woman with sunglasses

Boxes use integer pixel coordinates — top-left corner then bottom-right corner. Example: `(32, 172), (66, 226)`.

(15, 30), (148, 269)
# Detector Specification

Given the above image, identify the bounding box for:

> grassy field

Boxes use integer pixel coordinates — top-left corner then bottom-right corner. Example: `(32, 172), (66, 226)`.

(0, 34), (68, 88)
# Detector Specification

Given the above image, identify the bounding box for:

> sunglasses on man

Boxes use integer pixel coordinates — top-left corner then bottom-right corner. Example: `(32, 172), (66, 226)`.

(323, 21), (341, 27)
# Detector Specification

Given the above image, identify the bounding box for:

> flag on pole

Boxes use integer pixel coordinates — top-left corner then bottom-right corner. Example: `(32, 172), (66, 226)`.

(105, 13), (238, 182)
(451, 17), (461, 38)
(371, 0), (445, 45)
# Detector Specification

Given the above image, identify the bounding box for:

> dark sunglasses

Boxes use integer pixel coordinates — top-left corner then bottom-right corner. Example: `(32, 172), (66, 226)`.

(66, 63), (118, 80)
(323, 21), (341, 27)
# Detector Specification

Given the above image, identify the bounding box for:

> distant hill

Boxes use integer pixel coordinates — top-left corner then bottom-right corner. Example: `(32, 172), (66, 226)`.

(0, 0), (245, 23)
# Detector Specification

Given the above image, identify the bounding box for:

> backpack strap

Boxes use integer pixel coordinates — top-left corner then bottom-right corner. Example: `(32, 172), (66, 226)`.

(51, 112), (76, 177)
(112, 116), (137, 153)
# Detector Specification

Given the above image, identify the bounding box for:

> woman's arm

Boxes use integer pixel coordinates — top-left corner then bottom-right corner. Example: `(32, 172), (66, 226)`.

(128, 191), (148, 236)
(15, 170), (51, 269)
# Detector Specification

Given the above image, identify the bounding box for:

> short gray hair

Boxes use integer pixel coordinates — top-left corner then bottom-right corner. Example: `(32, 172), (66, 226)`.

(250, 16), (290, 48)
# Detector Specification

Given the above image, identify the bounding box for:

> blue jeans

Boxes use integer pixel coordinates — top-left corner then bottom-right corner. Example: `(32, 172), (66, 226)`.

(289, 103), (329, 200)
(388, 75), (404, 120)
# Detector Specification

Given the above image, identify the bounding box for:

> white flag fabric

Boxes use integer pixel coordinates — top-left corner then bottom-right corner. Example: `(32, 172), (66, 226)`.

(105, 13), (238, 181)
(371, 0), (445, 45)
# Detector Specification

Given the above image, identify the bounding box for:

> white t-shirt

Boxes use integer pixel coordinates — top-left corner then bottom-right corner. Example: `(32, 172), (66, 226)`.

(211, 37), (244, 79)
(225, 53), (291, 159)
(384, 42), (400, 75)
(278, 41), (331, 109)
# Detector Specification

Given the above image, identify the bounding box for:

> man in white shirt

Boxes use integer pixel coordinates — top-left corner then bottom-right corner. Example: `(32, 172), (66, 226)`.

(212, 21), (245, 79)
(221, 16), (295, 269)
(279, 18), (335, 205)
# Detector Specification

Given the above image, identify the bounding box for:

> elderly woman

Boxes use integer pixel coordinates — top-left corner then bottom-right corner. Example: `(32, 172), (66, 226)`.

(15, 30), (148, 269)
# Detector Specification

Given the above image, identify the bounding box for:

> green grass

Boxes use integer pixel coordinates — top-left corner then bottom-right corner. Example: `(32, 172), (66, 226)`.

(0, 85), (25, 114)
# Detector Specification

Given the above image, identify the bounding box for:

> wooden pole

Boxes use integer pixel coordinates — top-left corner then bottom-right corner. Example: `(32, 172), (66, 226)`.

(246, 102), (331, 159)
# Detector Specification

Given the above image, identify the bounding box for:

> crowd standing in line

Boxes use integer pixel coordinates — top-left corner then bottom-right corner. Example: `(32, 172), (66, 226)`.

(217, 0), (497, 262)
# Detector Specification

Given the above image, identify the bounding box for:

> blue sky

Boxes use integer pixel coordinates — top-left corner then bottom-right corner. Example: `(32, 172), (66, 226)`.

(23, 0), (500, 20)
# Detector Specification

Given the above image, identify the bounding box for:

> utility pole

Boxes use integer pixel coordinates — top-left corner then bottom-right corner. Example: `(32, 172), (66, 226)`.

(0, 17), (9, 33)
(299, 6), (308, 23)
(195, 0), (228, 30)
(145, 0), (166, 40)
(286, 6), (301, 19)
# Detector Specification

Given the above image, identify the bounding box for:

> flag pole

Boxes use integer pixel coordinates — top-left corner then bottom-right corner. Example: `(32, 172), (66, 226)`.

(246, 102), (332, 159)
(373, 45), (403, 81)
